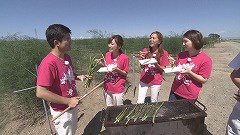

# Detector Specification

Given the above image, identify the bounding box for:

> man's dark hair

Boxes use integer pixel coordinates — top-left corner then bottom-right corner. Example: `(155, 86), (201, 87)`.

(45, 24), (71, 48)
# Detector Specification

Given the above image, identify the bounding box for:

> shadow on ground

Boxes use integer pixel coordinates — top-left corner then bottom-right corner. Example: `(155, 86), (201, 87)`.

(82, 109), (105, 135)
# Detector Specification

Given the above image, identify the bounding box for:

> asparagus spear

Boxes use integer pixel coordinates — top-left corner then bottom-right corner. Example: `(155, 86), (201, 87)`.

(114, 106), (129, 123)
(141, 104), (154, 121)
(133, 103), (147, 122)
(125, 104), (139, 119)
(98, 50), (106, 66)
(152, 102), (164, 123)
(125, 104), (139, 125)
(114, 107), (126, 123)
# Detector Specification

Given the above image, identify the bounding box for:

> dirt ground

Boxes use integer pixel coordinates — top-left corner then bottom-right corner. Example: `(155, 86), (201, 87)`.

(2, 41), (240, 135)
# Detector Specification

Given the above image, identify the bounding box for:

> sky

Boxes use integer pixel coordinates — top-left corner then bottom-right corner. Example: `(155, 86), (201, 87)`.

(0, 0), (240, 39)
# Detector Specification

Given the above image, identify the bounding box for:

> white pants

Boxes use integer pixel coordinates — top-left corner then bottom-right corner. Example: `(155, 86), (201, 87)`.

(104, 91), (124, 106)
(50, 107), (78, 135)
(226, 104), (240, 135)
(137, 81), (161, 104)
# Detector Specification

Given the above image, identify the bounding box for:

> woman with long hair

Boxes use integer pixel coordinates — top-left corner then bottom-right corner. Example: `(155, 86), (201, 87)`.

(137, 31), (169, 104)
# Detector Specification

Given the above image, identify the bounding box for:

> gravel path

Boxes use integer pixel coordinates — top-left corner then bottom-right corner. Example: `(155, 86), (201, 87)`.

(197, 42), (240, 135)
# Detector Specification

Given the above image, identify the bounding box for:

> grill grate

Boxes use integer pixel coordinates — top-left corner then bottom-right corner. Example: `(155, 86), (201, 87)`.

(104, 99), (207, 127)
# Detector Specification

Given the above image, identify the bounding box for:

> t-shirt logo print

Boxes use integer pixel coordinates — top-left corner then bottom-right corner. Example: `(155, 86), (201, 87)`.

(105, 61), (119, 83)
(60, 66), (76, 96)
(176, 62), (195, 86)
(144, 64), (157, 76)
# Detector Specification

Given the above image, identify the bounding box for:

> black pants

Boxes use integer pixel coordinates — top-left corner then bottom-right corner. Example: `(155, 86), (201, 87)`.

(169, 90), (197, 103)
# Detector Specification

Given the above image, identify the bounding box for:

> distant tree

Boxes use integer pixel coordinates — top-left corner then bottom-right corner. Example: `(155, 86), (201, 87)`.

(168, 31), (182, 37)
(208, 33), (220, 39)
(207, 33), (221, 46)
(87, 29), (113, 38)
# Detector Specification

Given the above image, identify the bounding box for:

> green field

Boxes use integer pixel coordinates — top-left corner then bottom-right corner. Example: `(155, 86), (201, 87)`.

(229, 39), (240, 43)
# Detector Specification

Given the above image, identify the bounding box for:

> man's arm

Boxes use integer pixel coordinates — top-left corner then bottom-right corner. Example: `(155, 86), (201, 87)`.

(36, 86), (80, 108)
(231, 69), (240, 89)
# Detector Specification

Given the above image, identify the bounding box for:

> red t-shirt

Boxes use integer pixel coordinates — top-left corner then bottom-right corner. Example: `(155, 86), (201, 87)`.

(171, 51), (212, 99)
(37, 53), (77, 111)
(140, 48), (169, 85)
(104, 52), (130, 93)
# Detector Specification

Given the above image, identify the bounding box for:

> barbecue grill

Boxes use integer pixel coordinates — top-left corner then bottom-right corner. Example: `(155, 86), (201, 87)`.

(103, 99), (207, 135)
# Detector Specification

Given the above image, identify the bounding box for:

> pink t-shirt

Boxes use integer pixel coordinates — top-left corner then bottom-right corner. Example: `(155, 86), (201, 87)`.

(104, 52), (130, 94)
(140, 48), (169, 85)
(171, 51), (212, 99)
(37, 53), (77, 111)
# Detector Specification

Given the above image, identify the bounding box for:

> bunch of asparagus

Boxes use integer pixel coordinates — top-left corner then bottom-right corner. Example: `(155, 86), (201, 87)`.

(84, 56), (98, 88)
(114, 102), (164, 125)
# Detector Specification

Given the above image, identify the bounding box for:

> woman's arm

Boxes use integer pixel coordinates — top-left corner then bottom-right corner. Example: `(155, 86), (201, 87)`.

(154, 63), (166, 71)
(112, 67), (128, 76)
(182, 69), (208, 83)
(180, 56), (211, 84)
(154, 51), (169, 71)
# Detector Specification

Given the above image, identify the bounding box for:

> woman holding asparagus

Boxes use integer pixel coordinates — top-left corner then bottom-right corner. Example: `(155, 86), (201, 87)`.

(137, 31), (169, 104)
(97, 35), (130, 106)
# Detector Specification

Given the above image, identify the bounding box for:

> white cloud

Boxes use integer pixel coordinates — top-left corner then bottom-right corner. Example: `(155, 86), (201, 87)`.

(217, 31), (226, 34)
